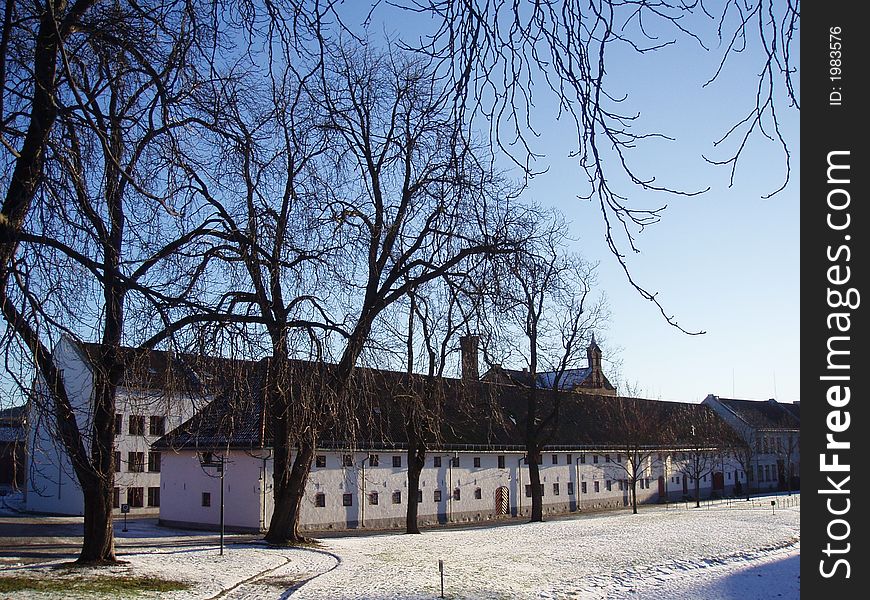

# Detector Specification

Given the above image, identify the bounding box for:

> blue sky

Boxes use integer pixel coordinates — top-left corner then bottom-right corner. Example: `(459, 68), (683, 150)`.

(0, 4), (799, 407)
(347, 2), (800, 403)
(514, 18), (800, 403)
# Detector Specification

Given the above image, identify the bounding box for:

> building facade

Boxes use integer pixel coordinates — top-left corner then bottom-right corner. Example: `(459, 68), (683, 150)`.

(157, 445), (741, 533)
(702, 394), (800, 493)
(25, 337), (208, 515)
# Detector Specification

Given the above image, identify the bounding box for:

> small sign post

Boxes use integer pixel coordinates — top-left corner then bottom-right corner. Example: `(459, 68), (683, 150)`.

(771, 500), (776, 515)
(121, 503), (129, 532)
(438, 559), (444, 598)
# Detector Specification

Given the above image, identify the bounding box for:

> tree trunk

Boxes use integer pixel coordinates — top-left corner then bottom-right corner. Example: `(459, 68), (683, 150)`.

(265, 439), (314, 544)
(528, 449), (543, 522)
(405, 442), (425, 534)
(77, 476), (116, 563)
(694, 479), (701, 508)
(631, 480), (638, 514)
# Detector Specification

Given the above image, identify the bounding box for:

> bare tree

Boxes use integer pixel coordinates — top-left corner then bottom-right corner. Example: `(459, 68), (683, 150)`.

(397, 278), (478, 534)
(601, 397), (668, 514)
(1, 0), (215, 563)
(486, 211), (606, 522)
(382, 0), (798, 331)
(177, 42), (526, 544)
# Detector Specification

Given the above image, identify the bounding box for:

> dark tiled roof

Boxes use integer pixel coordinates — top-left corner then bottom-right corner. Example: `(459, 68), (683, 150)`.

(781, 402), (800, 421)
(0, 405), (25, 422)
(716, 397), (800, 429)
(76, 342), (257, 395)
(155, 361), (736, 452)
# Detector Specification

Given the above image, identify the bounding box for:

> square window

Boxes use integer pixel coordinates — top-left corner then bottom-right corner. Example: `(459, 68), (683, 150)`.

(392, 491), (402, 504)
(129, 415), (145, 436)
(618, 480), (623, 491)
(147, 487), (160, 507)
(497, 455), (506, 469)
(113, 487), (120, 509)
(343, 493), (353, 507)
(474, 488), (482, 500)
(525, 484), (532, 498)
(451, 456), (460, 467)
(566, 454), (572, 464)
(434, 490), (442, 502)
(369, 491), (379, 505)
(343, 454), (354, 467)
(148, 451), (161, 473)
(606, 480), (612, 492)
(149, 416), (165, 436)
(581, 482), (587, 494)
(315, 493), (326, 507)
(417, 489), (423, 503)
(616, 454), (622, 463)
(567, 482), (575, 495)
(605, 454), (610, 463)
(433, 456), (442, 468)
(594, 481), (600, 493)
(369, 454), (379, 466)
(593, 455), (599, 464)
(128, 487), (144, 508)
(128, 451), (144, 473)
(315, 455), (326, 468)
(114, 413), (123, 435)
(553, 483), (560, 496)
(474, 457), (481, 468)
(453, 488), (461, 501)
(392, 455), (402, 468)
(202, 492), (211, 507)
(114, 451), (121, 473)
(580, 454), (586, 464)
(552, 454), (558, 465)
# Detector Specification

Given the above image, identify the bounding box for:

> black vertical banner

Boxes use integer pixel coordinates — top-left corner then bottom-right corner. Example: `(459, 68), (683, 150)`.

(803, 1), (866, 597)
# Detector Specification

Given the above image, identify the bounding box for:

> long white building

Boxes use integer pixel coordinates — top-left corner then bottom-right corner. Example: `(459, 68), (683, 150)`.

(153, 340), (749, 532)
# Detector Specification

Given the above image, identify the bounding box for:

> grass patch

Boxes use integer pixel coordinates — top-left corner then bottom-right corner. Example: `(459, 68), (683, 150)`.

(0, 574), (190, 595)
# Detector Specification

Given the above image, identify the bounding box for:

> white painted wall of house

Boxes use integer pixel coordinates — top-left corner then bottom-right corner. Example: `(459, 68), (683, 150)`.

(158, 448), (743, 532)
(25, 337), (197, 516)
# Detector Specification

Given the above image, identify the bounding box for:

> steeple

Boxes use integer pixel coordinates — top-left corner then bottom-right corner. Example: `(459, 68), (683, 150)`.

(587, 333), (602, 387)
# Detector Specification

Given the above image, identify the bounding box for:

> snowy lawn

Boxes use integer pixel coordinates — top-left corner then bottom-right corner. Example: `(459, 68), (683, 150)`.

(294, 495), (800, 600)
(0, 494), (799, 599)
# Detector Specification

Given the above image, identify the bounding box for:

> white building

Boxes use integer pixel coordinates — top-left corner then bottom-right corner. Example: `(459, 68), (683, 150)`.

(25, 337), (229, 516)
(702, 395), (800, 493)
(154, 349), (744, 532)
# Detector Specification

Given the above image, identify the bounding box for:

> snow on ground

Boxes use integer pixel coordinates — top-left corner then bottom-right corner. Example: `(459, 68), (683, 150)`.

(292, 496), (800, 600)
(0, 493), (799, 599)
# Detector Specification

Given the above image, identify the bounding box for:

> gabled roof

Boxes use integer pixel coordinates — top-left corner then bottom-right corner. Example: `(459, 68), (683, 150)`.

(713, 397), (800, 430)
(73, 341), (257, 397)
(154, 358), (735, 452)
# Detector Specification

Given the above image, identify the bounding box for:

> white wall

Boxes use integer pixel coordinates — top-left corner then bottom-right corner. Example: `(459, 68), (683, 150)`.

(160, 450), (267, 530)
(25, 338), (198, 516)
(161, 448), (737, 532)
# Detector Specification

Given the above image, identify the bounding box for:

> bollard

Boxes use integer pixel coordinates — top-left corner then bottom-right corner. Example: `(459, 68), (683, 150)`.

(439, 559), (444, 598)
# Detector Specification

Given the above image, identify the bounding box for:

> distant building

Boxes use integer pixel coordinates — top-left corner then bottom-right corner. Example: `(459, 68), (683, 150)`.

(481, 334), (617, 395)
(702, 395), (800, 493)
(0, 405), (26, 491)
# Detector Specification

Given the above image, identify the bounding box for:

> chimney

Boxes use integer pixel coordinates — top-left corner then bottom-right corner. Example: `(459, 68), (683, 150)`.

(459, 335), (479, 381)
